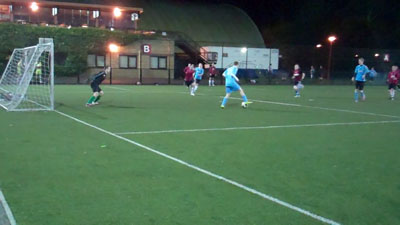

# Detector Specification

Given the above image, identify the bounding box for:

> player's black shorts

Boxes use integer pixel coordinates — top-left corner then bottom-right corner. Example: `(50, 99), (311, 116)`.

(195, 79), (201, 84)
(91, 83), (102, 93)
(209, 74), (216, 78)
(388, 83), (397, 89)
(355, 81), (365, 90)
(294, 80), (300, 85)
(185, 80), (194, 87)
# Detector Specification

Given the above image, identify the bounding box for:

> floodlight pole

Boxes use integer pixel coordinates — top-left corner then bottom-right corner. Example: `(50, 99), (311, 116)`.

(327, 43), (333, 80)
(109, 52), (113, 85)
(327, 36), (336, 80)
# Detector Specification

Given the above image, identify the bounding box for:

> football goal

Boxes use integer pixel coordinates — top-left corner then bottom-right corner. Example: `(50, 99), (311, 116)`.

(0, 38), (54, 111)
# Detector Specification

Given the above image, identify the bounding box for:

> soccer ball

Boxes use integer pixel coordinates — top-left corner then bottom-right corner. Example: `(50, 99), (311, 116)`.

(241, 102), (248, 108)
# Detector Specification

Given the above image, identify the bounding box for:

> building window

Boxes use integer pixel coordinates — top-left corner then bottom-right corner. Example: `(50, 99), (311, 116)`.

(52, 7), (58, 16)
(131, 13), (139, 21)
(96, 55), (105, 67)
(119, 55), (137, 69)
(128, 56), (137, 68)
(87, 54), (105, 68)
(87, 55), (96, 67)
(150, 56), (167, 69)
(93, 10), (100, 19)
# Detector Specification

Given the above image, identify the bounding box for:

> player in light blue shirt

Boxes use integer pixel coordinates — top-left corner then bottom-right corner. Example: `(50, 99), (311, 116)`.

(192, 63), (204, 95)
(352, 58), (369, 102)
(221, 61), (252, 109)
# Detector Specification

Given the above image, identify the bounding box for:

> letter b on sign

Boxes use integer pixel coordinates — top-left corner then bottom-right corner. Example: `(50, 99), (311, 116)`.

(142, 44), (151, 54)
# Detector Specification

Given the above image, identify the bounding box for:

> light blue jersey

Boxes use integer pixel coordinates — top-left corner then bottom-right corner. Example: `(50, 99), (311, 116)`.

(224, 66), (239, 86)
(194, 67), (204, 80)
(221, 65), (249, 107)
(354, 65), (369, 82)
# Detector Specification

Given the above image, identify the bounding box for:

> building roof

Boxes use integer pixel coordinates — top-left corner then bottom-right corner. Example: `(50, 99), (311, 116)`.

(0, 0), (143, 13)
(6, 0), (264, 47)
(136, 0), (265, 47)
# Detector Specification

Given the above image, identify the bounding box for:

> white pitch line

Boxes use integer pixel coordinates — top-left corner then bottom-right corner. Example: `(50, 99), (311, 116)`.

(0, 189), (17, 225)
(54, 110), (341, 225)
(106, 86), (130, 91)
(228, 97), (400, 119)
(115, 120), (400, 135)
(175, 91), (400, 119)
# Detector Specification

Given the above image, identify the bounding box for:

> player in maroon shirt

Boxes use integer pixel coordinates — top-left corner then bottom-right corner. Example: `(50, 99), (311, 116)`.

(184, 63), (195, 96)
(291, 64), (305, 97)
(208, 63), (218, 86)
(387, 64), (400, 100)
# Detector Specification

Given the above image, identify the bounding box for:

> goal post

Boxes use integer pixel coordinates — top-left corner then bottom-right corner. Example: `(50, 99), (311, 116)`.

(0, 38), (54, 111)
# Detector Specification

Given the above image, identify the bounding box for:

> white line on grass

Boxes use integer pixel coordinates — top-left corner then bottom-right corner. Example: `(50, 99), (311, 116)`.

(106, 86), (130, 91)
(228, 97), (400, 119)
(0, 189), (17, 225)
(174, 91), (400, 119)
(54, 110), (341, 225)
(115, 120), (400, 135)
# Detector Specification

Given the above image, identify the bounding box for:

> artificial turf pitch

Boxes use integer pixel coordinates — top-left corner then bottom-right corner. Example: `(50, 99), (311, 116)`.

(0, 85), (399, 225)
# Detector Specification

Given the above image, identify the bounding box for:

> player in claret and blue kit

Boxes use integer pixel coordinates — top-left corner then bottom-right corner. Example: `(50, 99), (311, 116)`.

(352, 58), (369, 102)
(220, 61), (252, 109)
(387, 64), (400, 100)
(86, 66), (110, 107)
(183, 63), (196, 96)
(292, 64), (305, 97)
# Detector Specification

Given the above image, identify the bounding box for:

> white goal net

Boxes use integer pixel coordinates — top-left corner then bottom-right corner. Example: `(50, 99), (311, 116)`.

(0, 38), (54, 111)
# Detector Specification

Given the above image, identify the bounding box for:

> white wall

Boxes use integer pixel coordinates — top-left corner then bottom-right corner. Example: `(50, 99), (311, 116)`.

(202, 46), (279, 70)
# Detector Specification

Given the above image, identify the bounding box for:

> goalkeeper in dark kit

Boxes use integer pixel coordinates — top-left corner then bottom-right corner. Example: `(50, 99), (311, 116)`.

(86, 66), (110, 107)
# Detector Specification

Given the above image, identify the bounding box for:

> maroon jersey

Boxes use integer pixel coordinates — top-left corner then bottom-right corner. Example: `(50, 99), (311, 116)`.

(293, 69), (303, 82)
(209, 66), (217, 75)
(184, 67), (194, 81)
(387, 70), (400, 84)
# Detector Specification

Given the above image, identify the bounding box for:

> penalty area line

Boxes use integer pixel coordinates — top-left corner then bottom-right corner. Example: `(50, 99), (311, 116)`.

(228, 97), (400, 119)
(54, 109), (341, 225)
(115, 120), (400, 135)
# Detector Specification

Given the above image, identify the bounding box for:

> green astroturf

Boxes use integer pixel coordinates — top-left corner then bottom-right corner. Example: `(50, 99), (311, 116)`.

(0, 85), (399, 225)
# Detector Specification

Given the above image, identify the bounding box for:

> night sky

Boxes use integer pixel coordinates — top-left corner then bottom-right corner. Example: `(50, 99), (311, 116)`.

(180, 0), (400, 49)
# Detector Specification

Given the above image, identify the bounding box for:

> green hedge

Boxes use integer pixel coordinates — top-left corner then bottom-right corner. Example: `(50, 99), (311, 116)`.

(0, 23), (146, 77)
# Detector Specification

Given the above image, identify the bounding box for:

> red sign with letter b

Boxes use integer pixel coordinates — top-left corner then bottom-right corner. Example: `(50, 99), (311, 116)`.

(142, 44), (151, 54)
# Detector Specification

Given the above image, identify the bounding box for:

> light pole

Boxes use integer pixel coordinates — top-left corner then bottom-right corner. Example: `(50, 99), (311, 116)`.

(108, 43), (119, 85)
(112, 7), (122, 29)
(30, 2), (39, 11)
(314, 44), (322, 67)
(327, 35), (337, 80)
(30, 2), (39, 23)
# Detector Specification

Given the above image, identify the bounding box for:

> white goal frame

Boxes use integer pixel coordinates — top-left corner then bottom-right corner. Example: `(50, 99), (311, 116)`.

(0, 38), (54, 111)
